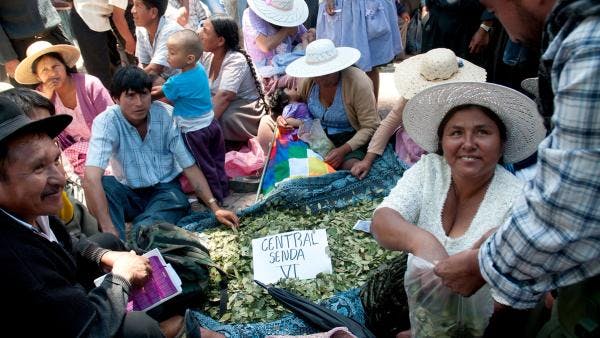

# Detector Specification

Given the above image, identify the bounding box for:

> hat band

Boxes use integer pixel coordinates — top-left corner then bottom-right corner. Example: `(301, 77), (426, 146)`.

(0, 115), (30, 141)
(305, 48), (337, 65)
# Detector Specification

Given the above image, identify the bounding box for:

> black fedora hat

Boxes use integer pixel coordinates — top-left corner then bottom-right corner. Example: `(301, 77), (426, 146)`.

(0, 96), (72, 143)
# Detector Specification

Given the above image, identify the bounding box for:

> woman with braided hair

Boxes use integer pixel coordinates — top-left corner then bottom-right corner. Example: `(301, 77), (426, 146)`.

(199, 15), (274, 149)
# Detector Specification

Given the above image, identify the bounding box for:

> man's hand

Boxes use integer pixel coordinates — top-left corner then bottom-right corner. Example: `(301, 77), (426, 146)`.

(100, 223), (121, 238)
(324, 144), (350, 169)
(326, 0), (336, 15)
(124, 37), (136, 55)
(434, 249), (486, 296)
(401, 12), (411, 23)
(111, 250), (152, 286)
(214, 209), (239, 229)
(469, 26), (490, 54)
(5, 59), (20, 78)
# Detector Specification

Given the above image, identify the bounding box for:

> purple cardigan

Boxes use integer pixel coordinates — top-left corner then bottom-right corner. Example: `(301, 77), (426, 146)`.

(39, 73), (113, 147)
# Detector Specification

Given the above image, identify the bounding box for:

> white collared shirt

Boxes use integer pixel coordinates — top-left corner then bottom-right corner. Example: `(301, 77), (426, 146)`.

(74, 0), (128, 32)
(135, 16), (183, 78)
(1, 209), (58, 243)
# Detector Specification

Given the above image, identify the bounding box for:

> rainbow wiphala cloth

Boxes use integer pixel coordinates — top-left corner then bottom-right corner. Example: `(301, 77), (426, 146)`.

(261, 132), (336, 194)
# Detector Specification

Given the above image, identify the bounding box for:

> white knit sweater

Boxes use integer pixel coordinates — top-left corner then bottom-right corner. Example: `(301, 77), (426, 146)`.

(377, 154), (524, 255)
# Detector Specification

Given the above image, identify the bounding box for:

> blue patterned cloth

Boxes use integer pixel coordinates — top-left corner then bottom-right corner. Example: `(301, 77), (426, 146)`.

(479, 10), (600, 309)
(189, 288), (365, 337)
(179, 145), (405, 232)
(87, 101), (195, 189)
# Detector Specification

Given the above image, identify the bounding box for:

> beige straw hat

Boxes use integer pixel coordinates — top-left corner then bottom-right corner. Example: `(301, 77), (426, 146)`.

(14, 41), (80, 85)
(403, 82), (546, 163)
(285, 39), (361, 78)
(247, 0), (308, 27)
(394, 48), (486, 99)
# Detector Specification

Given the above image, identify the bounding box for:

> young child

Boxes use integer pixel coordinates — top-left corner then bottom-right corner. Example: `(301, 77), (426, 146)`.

(271, 87), (311, 141)
(152, 29), (229, 203)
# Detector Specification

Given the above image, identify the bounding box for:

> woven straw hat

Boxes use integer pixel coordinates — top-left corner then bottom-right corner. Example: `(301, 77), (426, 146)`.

(403, 82), (546, 163)
(14, 41), (80, 85)
(247, 0), (308, 27)
(521, 77), (538, 98)
(285, 39), (361, 78)
(395, 48), (486, 99)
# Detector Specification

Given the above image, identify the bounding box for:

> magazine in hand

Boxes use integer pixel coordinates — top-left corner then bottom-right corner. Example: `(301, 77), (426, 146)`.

(94, 248), (182, 312)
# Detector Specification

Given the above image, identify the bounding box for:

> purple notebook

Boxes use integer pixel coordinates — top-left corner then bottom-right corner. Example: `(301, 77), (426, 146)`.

(94, 249), (182, 312)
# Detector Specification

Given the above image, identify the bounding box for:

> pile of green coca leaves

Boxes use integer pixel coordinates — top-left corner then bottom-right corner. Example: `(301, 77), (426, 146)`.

(202, 200), (398, 324)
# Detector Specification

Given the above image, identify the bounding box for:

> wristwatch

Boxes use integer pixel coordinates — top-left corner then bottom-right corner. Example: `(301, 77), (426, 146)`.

(479, 23), (492, 33)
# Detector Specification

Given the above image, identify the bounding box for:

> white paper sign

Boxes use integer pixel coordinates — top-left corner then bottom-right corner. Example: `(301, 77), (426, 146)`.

(252, 229), (332, 284)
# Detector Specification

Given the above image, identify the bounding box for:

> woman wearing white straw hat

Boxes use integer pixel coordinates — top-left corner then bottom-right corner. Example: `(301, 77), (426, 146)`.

(284, 38), (380, 169)
(371, 81), (546, 337)
(351, 48), (487, 179)
(241, 0), (312, 94)
(14, 40), (113, 179)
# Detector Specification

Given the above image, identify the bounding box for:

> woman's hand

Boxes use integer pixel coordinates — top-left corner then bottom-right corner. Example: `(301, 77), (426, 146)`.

(325, 144), (351, 169)
(350, 152), (377, 180)
(215, 209), (240, 229)
(111, 250), (152, 286)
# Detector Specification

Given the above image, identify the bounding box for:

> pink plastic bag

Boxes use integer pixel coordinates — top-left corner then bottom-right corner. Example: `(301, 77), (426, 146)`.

(224, 138), (266, 178)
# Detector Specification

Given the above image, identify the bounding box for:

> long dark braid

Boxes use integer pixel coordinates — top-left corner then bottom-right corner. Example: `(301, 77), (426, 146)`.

(210, 15), (270, 114)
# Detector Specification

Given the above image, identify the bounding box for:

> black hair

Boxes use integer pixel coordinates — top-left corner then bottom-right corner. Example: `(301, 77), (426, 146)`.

(140, 0), (168, 17)
(209, 15), (269, 114)
(268, 88), (289, 116)
(436, 104), (508, 159)
(31, 52), (77, 76)
(110, 65), (152, 98)
(0, 88), (56, 117)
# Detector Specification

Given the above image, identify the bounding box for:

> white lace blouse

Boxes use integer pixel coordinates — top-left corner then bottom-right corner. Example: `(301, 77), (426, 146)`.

(377, 154), (524, 255)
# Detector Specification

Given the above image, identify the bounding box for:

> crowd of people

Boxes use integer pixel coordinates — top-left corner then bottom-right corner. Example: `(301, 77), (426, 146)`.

(0, 0), (599, 337)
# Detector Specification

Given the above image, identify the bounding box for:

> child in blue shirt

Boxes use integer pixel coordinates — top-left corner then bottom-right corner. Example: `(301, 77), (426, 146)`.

(152, 29), (228, 203)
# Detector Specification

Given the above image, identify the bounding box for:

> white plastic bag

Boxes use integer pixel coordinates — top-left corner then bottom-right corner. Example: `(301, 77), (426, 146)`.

(404, 254), (493, 338)
(298, 119), (335, 159)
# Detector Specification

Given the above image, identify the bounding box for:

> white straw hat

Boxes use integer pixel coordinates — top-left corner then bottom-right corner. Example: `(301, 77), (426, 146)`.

(521, 77), (538, 98)
(285, 39), (361, 78)
(0, 82), (14, 93)
(247, 0), (308, 27)
(14, 41), (80, 85)
(403, 82), (546, 163)
(395, 48), (486, 99)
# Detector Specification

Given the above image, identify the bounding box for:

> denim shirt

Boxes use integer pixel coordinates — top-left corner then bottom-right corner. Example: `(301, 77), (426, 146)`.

(307, 82), (354, 135)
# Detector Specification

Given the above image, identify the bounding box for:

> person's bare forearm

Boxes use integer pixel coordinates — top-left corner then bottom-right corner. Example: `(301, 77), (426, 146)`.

(83, 170), (117, 233)
(112, 7), (136, 54)
(212, 90), (235, 119)
(182, 165), (220, 212)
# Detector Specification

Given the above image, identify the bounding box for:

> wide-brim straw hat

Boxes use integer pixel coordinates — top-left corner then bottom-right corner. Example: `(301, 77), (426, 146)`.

(395, 48), (486, 99)
(14, 41), (80, 85)
(403, 82), (546, 164)
(247, 0), (308, 27)
(286, 39), (361, 78)
(0, 96), (72, 144)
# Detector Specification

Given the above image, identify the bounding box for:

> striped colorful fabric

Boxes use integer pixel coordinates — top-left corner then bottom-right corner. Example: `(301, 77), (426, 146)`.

(262, 131), (335, 194)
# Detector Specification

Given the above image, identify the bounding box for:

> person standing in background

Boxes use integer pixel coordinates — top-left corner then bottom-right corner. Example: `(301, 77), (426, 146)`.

(0, 0), (72, 86)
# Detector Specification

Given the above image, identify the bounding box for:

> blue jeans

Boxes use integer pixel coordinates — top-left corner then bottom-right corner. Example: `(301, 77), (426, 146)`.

(102, 176), (191, 239)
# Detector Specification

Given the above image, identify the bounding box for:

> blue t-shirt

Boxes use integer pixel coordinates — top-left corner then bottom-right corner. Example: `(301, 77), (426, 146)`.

(162, 63), (213, 119)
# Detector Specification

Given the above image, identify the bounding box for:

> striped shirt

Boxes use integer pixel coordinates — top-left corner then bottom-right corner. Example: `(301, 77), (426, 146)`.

(86, 101), (195, 189)
(478, 16), (600, 309)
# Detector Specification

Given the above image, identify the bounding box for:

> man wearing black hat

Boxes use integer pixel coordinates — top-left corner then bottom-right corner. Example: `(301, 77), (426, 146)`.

(0, 97), (164, 337)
